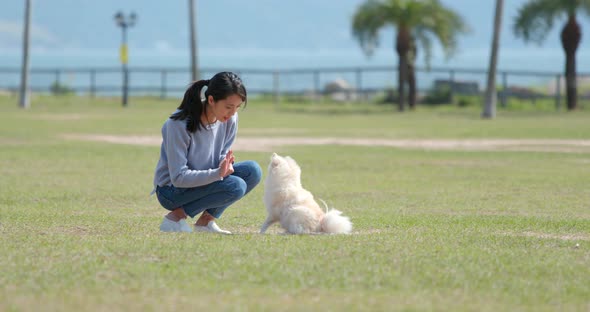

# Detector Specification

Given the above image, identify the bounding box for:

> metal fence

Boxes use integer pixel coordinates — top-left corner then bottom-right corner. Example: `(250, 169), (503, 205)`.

(1, 65), (589, 109)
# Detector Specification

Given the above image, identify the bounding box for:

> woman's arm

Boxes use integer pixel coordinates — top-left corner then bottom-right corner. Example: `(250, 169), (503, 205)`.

(165, 121), (222, 188)
(219, 114), (238, 163)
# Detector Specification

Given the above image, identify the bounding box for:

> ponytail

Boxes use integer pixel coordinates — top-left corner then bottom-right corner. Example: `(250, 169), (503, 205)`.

(170, 72), (247, 133)
(170, 79), (209, 132)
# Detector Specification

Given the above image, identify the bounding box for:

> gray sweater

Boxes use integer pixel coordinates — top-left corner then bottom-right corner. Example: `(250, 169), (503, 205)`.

(153, 112), (237, 189)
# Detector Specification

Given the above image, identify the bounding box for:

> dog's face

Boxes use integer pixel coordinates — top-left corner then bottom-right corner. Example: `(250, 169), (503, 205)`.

(267, 153), (301, 183)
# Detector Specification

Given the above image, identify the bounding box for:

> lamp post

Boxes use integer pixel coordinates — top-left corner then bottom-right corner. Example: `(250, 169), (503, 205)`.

(114, 11), (136, 107)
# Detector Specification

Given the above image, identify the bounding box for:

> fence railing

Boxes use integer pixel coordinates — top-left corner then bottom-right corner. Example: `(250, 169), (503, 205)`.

(1, 65), (588, 109)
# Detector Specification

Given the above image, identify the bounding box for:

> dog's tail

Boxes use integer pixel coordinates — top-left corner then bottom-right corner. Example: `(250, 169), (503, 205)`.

(320, 209), (352, 234)
(318, 198), (330, 214)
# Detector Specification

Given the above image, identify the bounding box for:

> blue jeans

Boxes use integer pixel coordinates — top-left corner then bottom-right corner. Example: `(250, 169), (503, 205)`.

(155, 161), (262, 218)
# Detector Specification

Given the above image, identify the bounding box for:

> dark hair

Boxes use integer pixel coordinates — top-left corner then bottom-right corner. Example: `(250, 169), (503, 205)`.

(171, 71), (247, 132)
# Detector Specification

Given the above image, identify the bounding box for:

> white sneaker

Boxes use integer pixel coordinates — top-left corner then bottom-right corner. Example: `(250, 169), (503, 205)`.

(160, 217), (193, 233)
(194, 221), (232, 234)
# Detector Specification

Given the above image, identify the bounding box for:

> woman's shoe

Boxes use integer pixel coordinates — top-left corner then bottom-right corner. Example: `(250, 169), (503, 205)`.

(160, 217), (193, 232)
(194, 221), (232, 234)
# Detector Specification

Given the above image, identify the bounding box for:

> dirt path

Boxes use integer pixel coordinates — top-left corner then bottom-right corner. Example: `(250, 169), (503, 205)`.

(62, 134), (590, 153)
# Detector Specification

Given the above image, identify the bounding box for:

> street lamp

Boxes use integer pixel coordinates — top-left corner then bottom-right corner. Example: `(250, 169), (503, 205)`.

(114, 11), (136, 107)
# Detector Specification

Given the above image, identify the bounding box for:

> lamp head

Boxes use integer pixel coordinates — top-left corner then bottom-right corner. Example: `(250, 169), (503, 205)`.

(114, 11), (125, 27)
(128, 12), (137, 27)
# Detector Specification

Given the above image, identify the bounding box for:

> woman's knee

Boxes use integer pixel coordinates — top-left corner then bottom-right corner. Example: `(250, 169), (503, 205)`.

(225, 176), (247, 200)
(241, 160), (262, 185)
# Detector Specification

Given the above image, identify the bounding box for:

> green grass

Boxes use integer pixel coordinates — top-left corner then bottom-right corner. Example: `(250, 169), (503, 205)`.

(1, 95), (589, 311)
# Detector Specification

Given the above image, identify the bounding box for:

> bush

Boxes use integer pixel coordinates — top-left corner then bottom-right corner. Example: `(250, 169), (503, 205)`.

(422, 86), (451, 105)
(378, 87), (398, 105)
(50, 81), (75, 95)
(456, 95), (476, 107)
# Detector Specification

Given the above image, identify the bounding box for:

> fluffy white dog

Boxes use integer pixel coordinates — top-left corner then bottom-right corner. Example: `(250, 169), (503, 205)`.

(260, 153), (352, 234)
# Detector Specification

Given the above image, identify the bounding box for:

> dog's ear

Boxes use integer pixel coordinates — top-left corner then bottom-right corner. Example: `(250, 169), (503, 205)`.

(270, 157), (281, 168)
(285, 156), (299, 168)
(269, 153), (280, 167)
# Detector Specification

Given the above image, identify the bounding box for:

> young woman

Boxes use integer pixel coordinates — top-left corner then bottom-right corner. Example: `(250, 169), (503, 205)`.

(153, 72), (261, 234)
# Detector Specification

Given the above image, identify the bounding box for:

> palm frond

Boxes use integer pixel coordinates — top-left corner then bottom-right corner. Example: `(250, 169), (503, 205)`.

(581, 0), (590, 16)
(412, 0), (469, 64)
(352, 0), (468, 65)
(352, 0), (389, 56)
(513, 0), (578, 44)
(413, 27), (432, 68)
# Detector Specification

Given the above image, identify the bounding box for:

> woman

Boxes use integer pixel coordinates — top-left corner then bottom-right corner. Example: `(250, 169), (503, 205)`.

(153, 72), (261, 234)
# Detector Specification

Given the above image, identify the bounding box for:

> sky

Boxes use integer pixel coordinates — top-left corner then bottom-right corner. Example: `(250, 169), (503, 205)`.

(1, 0), (590, 71)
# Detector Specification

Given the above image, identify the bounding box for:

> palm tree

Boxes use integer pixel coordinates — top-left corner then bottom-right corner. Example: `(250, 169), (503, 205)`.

(352, 0), (468, 111)
(483, 0), (504, 119)
(514, 0), (590, 111)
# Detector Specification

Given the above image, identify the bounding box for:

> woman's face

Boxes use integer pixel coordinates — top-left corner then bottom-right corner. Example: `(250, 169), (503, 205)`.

(208, 94), (243, 123)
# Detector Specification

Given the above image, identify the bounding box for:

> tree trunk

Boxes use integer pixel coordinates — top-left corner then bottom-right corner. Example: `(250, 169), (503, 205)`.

(408, 63), (416, 110)
(19, 0), (31, 109)
(397, 56), (407, 111)
(407, 38), (417, 110)
(564, 50), (577, 110)
(396, 27), (411, 112)
(482, 0), (503, 119)
(560, 14), (580, 111)
(188, 0), (199, 81)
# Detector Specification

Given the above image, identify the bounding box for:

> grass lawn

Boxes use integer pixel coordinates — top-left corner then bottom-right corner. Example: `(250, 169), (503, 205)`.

(0, 95), (589, 311)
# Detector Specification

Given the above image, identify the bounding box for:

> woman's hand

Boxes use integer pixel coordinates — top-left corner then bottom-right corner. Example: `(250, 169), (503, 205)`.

(219, 150), (235, 178)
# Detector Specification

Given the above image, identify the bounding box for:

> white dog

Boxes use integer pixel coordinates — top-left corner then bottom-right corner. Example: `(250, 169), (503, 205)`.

(260, 153), (352, 234)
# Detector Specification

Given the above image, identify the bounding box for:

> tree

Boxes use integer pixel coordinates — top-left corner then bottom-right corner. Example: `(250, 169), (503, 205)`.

(482, 0), (504, 119)
(352, 0), (468, 111)
(188, 0), (199, 81)
(514, 0), (590, 111)
(19, 0), (31, 109)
